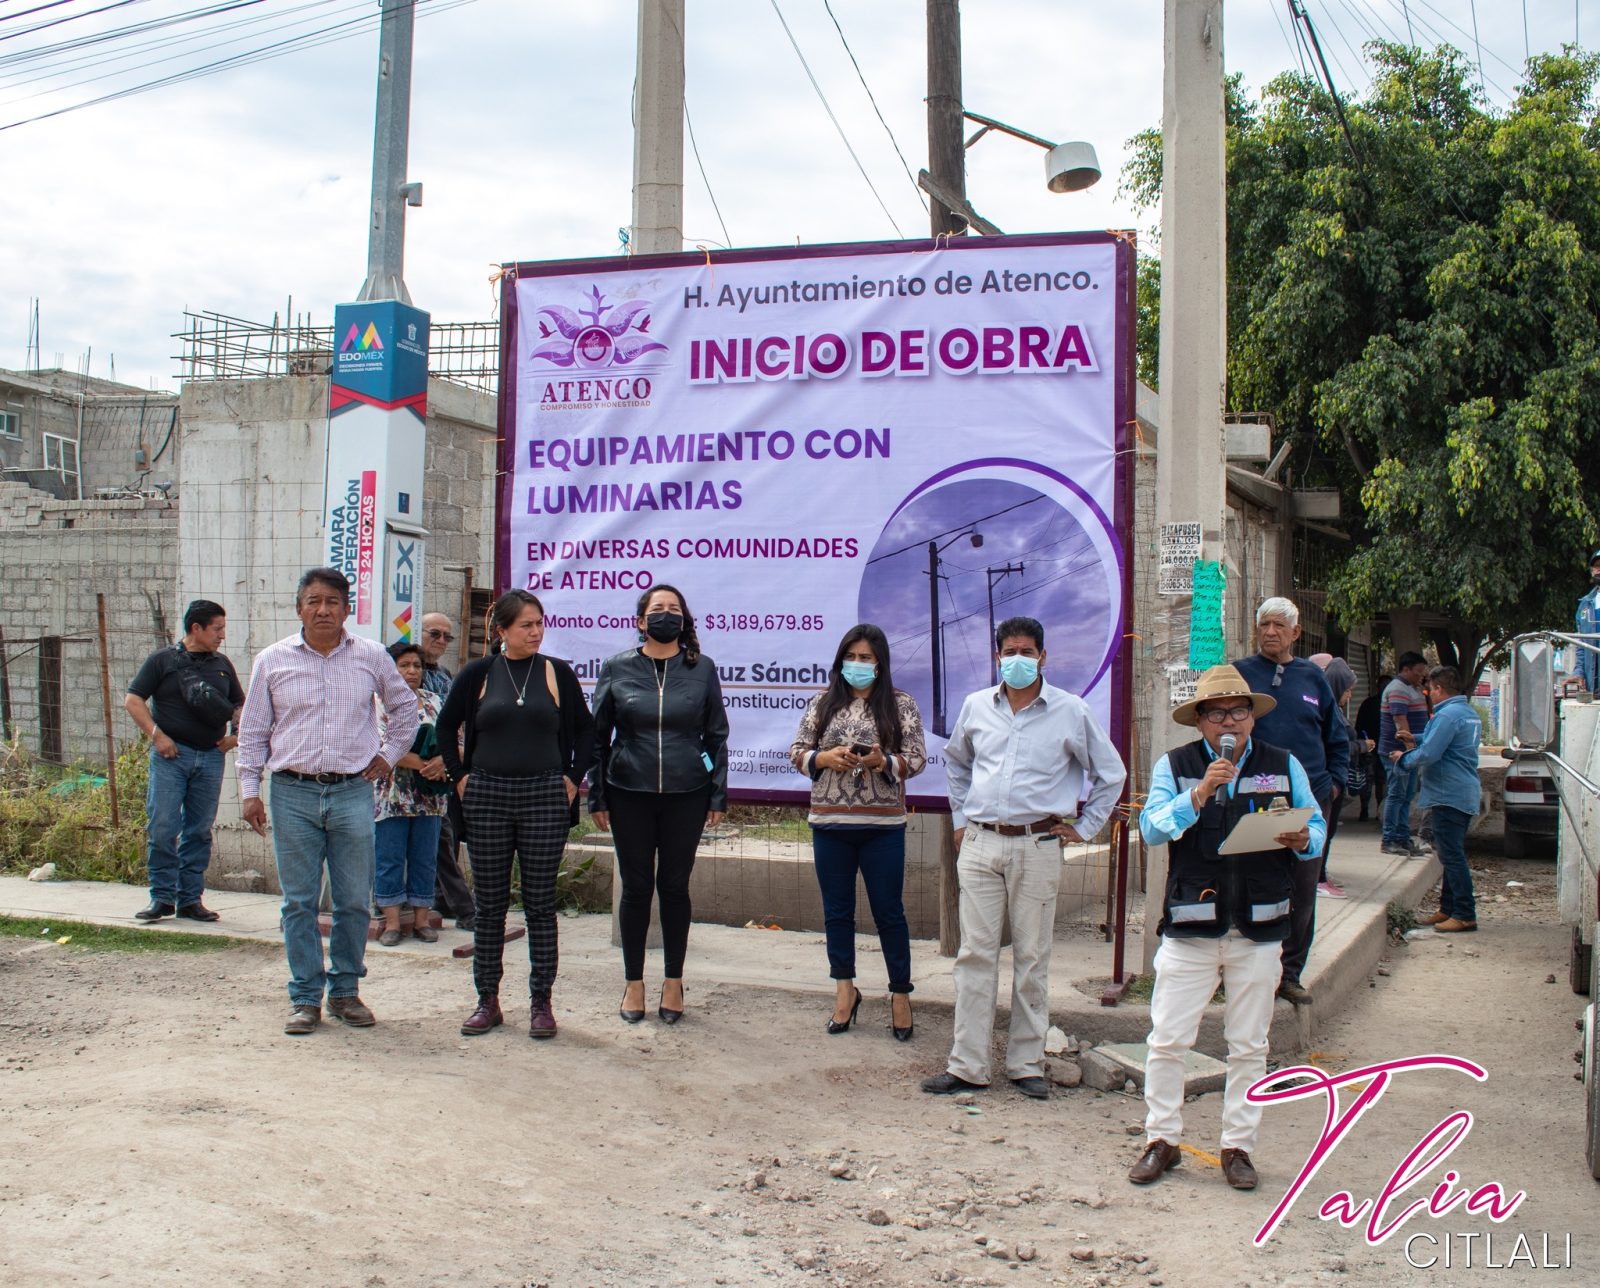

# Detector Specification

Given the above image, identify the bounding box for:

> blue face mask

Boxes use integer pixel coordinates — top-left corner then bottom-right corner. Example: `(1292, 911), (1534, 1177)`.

(999, 654), (1040, 689)
(840, 661), (877, 689)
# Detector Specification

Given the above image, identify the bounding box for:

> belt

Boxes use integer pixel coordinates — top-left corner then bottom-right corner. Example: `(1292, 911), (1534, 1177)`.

(275, 769), (361, 785)
(972, 816), (1058, 837)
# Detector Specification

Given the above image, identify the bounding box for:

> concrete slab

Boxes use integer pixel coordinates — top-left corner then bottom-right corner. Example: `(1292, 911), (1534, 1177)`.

(1081, 1042), (1227, 1095)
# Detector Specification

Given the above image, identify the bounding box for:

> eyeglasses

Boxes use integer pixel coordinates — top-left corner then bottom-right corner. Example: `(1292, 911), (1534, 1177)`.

(423, 629), (455, 643)
(1199, 705), (1254, 726)
(1271, 662), (1285, 688)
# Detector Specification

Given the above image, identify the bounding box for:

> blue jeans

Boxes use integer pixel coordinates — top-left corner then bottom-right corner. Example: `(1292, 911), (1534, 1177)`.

(1430, 805), (1476, 922)
(268, 776), (376, 1007)
(145, 744), (224, 906)
(1382, 763), (1416, 844)
(811, 825), (913, 994)
(374, 814), (443, 908)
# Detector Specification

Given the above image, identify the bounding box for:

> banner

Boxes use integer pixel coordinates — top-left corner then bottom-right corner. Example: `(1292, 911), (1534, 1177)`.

(325, 299), (430, 642)
(498, 233), (1135, 806)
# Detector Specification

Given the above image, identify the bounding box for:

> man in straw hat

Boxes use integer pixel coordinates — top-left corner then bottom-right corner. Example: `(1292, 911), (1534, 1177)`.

(1127, 664), (1325, 1191)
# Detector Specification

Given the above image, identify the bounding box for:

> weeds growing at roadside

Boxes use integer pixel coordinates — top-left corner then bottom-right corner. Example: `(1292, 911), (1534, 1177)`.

(0, 915), (251, 954)
(0, 738), (147, 882)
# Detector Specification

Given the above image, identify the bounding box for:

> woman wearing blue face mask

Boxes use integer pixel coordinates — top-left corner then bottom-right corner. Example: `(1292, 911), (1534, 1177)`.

(789, 624), (927, 1039)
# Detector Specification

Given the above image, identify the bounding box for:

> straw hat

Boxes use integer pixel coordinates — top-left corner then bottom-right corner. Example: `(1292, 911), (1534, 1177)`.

(1172, 663), (1277, 727)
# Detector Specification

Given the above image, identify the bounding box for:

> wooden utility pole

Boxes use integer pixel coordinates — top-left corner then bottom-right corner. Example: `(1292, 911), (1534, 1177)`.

(926, 0), (966, 237)
(95, 594), (120, 828)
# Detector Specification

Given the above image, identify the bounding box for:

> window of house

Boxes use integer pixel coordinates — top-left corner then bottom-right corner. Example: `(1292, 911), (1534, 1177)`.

(41, 432), (79, 476)
(0, 404), (20, 438)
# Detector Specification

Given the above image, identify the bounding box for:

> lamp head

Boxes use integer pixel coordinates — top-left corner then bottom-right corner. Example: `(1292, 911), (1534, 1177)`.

(1045, 140), (1101, 193)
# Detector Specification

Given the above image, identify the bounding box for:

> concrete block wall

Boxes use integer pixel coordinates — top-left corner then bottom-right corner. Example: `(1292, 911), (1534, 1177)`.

(0, 486), (178, 765)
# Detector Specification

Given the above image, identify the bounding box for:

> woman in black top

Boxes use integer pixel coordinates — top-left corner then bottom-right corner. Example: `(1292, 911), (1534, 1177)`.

(436, 590), (594, 1040)
(589, 583), (729, 1024)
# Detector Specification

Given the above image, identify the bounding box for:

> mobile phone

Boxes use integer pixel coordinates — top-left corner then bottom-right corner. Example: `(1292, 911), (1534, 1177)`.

(849, 742), (873, 757)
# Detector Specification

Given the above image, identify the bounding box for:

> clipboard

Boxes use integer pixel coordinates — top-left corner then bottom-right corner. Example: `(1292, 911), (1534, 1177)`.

(1217, 806), (1314, 855)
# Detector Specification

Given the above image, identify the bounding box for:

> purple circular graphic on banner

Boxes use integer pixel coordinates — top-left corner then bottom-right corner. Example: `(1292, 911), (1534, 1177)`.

(857, 472), (1116, 737)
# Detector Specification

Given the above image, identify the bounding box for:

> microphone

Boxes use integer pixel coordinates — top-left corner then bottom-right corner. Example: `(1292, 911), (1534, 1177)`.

(1218, 733), (1237, 763)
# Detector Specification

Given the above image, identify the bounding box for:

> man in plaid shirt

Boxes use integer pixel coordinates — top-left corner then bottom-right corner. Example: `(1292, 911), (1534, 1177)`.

(238, 568), (418, 1036)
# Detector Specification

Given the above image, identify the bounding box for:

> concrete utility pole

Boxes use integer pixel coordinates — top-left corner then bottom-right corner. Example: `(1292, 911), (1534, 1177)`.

(357, 0), (420, 303)
(1144, 0), (1230, 971)
(631, 0), (686, 255)
(925, 0), (966, 237)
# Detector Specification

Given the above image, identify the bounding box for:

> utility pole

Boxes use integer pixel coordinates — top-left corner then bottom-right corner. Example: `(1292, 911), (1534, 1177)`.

(986, 563), (1025, 682)
(1145, 0), (1230, 972)
(631, 0), (686, 255)
(357, 0), (420, 303)
(926, 0), (966, 237)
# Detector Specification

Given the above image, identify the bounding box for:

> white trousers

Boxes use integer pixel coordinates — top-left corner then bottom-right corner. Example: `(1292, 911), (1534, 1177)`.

(1143, 933), (1282, 1151)
(946, 826), (1061, 1083)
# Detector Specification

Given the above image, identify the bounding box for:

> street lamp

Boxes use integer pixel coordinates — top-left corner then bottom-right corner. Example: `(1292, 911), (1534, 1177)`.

(929, 529), (984, 737)
(917, 111), (1101, 236)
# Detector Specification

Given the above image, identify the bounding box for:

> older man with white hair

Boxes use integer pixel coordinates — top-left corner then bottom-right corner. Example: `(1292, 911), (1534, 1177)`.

(1232, 597), (1349, 1006)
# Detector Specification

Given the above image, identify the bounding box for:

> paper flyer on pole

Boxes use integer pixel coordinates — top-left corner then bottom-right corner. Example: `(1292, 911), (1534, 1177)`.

(496, 233), (1136, 806)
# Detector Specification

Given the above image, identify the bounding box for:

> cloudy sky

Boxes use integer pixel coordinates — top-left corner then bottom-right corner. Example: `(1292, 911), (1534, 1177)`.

(1, 0), (1573, 391)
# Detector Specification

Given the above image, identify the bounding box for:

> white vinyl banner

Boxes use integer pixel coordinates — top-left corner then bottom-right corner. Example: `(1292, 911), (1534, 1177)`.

(498, 234), (1134, 807)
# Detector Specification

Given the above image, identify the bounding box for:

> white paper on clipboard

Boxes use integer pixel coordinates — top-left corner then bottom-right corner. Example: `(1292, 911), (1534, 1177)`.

(1217, 807), (1315, 855)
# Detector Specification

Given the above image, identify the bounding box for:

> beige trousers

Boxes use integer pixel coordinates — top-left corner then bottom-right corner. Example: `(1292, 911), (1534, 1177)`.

(946, 825), (1061, 1083)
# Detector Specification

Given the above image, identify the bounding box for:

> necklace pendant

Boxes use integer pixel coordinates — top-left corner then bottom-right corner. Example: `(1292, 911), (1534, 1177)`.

(516, 697), (524, 706)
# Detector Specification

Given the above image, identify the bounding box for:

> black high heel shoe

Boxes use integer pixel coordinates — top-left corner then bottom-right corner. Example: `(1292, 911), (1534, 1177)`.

(889, 993), (914, 1042)
(619, 986), (645, 1024)
(827, 987), (863, 1034)
(658, 982), (685, 1025)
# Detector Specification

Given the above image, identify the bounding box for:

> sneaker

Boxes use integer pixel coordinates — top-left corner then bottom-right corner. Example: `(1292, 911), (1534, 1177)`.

(1316, 880), (1347, 899)
(1379, 841), (1413, 857)
(1408, 840), (1434, 857)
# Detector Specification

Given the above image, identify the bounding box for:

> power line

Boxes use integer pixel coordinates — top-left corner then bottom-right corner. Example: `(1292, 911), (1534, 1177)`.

(684, 96), (732, 250)
(820, 0), (926, 212)
(0, 0), (157, 45)
(864, 495), (1046, 566)
(0, 0), (476, 133)
(765, 0), (905, 238)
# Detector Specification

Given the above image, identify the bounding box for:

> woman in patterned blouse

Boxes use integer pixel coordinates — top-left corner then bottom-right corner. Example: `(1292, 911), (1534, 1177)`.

(374, 641), (451, 946)
(789, 624), (927, 1040)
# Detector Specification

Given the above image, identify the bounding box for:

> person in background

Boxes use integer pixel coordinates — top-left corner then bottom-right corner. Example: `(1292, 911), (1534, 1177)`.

(1575, 548), (1600, 696)
(922, 617), (1126, 1100)
(237, 568), (418, 1036)
(1379, 652), (1431, 857)
(1129, 665), (1325, 1190)
(1232, 597), (1348, 1007)
(789, 624), (927, 1039)
(1309, 654), (1363, 900)
(1392, 665), (1482, 932)
(125, 599), (244, 923)
(374, 641), (450, 947)
(418, 612), (475, 931)
(1353, 675), (1389, 821)
(589, 583), (730, 1025)
(437, 591), (594, 1040)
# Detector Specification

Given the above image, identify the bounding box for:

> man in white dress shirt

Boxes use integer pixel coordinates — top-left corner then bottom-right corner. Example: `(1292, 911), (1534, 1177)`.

(922, 616), (1127, 1099)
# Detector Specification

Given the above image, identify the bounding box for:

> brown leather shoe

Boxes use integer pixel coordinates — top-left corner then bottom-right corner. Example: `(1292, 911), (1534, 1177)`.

(1434, 917), (1478, 933)
(283, 1006), (321, 1036)
(1220, 1148), (1258, 1190)
(460, 996), (503, 1036)
(529, 997), (557, 1039)
(1417, 911), (1450, 926)
(1128, 1139), (1180, 1185)
(1276, 979), (1314, 1006)
(326, 995), (376, 1027)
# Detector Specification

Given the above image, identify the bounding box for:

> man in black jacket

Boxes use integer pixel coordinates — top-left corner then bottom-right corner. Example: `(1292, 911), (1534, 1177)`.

(1128, 665), (1326, 1191)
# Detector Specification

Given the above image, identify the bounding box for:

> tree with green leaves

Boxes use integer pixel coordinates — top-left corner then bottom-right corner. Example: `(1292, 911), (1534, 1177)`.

(1124, 45), (1600, 679)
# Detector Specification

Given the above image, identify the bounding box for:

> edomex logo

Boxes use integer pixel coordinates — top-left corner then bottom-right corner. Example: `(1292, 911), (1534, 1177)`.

(528, 285), (665, 410)
(341, 321), (384, 353)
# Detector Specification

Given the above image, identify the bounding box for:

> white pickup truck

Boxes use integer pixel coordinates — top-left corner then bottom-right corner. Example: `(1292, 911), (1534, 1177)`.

(1508, 637), (1600, 1177)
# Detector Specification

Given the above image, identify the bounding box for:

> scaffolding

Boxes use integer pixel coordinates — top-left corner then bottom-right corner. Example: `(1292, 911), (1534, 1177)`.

(173, 308), (501, 393)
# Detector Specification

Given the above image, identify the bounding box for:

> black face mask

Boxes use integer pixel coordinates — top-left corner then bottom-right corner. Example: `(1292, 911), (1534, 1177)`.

(645, 612), (683, 643)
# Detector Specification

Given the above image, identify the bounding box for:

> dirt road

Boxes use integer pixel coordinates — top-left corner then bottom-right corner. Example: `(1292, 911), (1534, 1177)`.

(0, 856), (1591, 1286)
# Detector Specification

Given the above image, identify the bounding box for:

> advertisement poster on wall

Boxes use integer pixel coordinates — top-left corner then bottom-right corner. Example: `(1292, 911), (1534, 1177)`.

(497, 233), (1134, 806)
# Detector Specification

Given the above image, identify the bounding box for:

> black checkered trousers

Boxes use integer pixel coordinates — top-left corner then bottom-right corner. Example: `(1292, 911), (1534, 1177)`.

(461, 771), (571, 1001)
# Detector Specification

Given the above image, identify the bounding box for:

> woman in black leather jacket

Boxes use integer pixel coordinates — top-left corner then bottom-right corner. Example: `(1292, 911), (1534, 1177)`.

(589, 583), (729, 1023)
